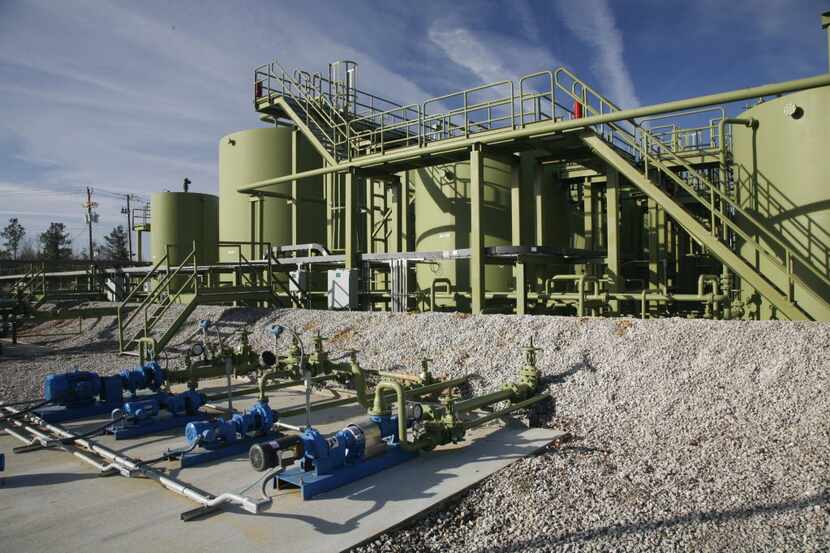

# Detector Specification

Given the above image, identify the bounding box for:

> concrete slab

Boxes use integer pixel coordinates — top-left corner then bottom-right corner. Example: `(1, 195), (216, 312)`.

(0, 380), (563, 553)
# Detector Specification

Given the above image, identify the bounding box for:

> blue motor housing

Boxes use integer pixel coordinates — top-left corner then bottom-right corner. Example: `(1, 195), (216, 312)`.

(121, 398), (160, 421)
(302, 415), (400, 475)
(44, 371), (102, 406)
(162, 390), (206, 416)
(184, 401), (275, 448)
(120, 361), (166, 396)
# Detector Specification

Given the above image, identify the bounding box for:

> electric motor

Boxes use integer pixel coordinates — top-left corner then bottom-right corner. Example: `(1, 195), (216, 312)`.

(44, 371), (102, 406)
(121, 398), (160, 421)
(249, 434), (303, 471)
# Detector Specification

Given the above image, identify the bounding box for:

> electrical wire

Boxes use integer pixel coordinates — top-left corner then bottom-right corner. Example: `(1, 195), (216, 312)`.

(0, 399), (51, 422)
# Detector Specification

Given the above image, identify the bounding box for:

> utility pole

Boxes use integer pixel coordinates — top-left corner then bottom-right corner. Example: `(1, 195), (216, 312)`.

(121, 194), (133, 261)
(83, 187), (98, 262)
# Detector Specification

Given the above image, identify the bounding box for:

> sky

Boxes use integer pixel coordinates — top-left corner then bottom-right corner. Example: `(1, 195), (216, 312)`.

(0, 0), (828, 256)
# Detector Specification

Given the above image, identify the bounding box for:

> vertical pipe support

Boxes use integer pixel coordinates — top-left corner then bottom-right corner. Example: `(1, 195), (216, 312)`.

(510, 160), (526, 315)
(344, 169), (358, 270)
(470, 144), (485, 314)
(291, 128), (299, 247)
(606, 167), (621, 313)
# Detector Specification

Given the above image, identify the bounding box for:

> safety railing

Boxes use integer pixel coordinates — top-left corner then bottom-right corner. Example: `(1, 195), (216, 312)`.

(254, 62), (578, 161)
(640, 107), (725, 155)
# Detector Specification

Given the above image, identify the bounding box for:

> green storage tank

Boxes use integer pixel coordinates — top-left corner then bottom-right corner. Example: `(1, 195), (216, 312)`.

(150, 192), (219, 266)
(731, 87), (830, 320)
(410, 157), (513, 309)
(218, 127), (324, 262)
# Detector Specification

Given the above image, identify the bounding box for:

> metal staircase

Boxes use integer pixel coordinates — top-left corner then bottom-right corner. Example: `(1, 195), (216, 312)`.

(117, 246), (200, 355)
(254, 60), (420, 162)
(550, 68), (829, 320)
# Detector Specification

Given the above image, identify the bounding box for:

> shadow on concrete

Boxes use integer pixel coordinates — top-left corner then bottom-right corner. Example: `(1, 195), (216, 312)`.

(474, 492), (830, 553)
(2, 471), (99, 488)
(210, 421), (546, 538)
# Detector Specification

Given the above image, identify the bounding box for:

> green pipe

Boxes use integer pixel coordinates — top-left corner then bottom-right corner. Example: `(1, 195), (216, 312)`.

(237, 73), (830, 191)
(279, 396), (357, 418)
(370, 380), (428, 452)
(454, 388), (514, 414)
(202, 373), (329, 402)
(406, 375), (471, 398)
(462, 393), (550, 430)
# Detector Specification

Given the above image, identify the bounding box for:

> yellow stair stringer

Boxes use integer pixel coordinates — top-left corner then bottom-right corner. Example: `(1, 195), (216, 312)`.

(581, 132), (812, 321)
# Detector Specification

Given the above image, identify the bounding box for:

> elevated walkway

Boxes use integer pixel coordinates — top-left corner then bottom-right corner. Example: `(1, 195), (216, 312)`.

(251, 60), (830, 319)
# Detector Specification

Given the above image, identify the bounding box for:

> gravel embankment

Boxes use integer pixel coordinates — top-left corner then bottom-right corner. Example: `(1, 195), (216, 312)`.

(2, 308), (828, 551)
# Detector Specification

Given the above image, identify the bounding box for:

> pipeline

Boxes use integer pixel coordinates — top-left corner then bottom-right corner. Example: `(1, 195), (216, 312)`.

(0, 405), (267, 517)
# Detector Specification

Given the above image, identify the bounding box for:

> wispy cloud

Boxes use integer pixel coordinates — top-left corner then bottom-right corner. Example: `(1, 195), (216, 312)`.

(555, 0), (640, 108)
(427, 20), (557, 85)
(0, 0), (429, 247)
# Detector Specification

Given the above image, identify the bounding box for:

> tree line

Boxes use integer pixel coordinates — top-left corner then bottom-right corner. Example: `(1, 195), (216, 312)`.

(0, 218), (131, 262)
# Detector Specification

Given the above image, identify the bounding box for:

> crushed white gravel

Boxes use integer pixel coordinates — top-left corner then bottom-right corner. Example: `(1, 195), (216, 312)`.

(2, 307), (828, 551)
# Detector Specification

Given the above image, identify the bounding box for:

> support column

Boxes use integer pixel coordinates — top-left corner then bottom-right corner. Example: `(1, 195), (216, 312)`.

(606, 167), (621, 313)
(510, 161), (526, 315)
(533, 164), (544, 246)
(582, 176), (594, 276)
(344, 169), (358, 270)
(325, 170), (334, 251)
(291, 129), (299, 246)
(470, 145), (485, 314)
(392, 175), (403, 253)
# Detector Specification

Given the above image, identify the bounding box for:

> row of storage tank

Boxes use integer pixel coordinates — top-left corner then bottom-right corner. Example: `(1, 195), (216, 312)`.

(150, 126), (523, 297)
(150, 88), (829, 319)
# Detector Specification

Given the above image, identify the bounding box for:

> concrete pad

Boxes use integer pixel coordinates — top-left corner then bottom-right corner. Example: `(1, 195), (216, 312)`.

(0, 380), (563, 553)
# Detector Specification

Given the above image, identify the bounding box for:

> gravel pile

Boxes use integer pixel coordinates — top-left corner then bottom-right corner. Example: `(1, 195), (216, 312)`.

(0, 302), (267, 401)
(2, 308), (828, 551)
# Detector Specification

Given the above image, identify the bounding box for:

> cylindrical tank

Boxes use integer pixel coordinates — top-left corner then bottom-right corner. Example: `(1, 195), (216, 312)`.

(150, 192), (218, 266)
(410, 157), (513, 309)
(218, 127), (324, 262)
(731, 87), (830, 320)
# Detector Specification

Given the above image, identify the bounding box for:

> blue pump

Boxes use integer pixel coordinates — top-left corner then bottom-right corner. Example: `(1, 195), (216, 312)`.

(43, 362), (167, 407)
(185, 401), (275, 449)
(277, 415), (416, 499)
(109, 389), (208, 440)
(38, 362), (168, 423)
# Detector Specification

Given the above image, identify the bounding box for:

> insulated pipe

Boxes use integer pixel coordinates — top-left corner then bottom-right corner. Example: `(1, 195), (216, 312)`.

(237, 73), (830, 192)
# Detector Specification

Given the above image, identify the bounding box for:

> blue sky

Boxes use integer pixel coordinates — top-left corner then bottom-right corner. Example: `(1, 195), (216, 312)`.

(0, 0), (828, 255)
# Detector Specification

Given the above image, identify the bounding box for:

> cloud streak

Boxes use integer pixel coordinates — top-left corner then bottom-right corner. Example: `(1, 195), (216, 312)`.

(555, 0), (641, 108)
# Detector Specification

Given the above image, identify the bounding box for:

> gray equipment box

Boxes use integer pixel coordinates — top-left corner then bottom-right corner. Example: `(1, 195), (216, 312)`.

(327, 269), (358, 309)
